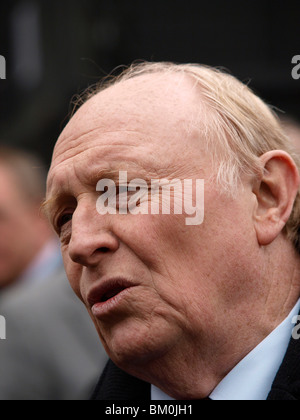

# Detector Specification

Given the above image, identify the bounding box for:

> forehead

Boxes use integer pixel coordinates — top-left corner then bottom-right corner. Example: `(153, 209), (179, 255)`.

(48, 73), (207, 191)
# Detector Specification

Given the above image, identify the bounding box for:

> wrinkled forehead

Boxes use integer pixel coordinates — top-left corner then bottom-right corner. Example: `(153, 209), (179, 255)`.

(47, 72), (210, 195)
(54, 73), (204, 154)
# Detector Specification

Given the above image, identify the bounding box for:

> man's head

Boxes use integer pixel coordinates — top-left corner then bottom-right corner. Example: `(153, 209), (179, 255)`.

(46, 63), (300, 398)
(0, 147), (52, 289)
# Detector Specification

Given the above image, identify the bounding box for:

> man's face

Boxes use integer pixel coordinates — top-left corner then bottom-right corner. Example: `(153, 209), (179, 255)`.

(0, 165), (41, 288)
(47, 73), (263, 377)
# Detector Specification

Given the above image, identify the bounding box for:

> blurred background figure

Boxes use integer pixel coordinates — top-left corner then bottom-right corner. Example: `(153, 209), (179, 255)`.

(0, 146), (107, 400)
(0, 147), (60, 293)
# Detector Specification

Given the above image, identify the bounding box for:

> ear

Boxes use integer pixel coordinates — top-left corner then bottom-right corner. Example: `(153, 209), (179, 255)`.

(253, 150), (300, 246)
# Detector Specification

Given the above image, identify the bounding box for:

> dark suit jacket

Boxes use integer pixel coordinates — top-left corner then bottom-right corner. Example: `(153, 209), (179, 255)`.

(91, 331), (300, 400)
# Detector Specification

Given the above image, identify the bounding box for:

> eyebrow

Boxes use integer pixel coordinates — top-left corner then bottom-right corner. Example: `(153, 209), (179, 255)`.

(95, 159), (161, 180)
(41, 194), (63, 221)
(43, 162), (159, 221)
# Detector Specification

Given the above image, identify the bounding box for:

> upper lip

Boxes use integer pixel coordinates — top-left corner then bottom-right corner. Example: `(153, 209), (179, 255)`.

(87, 277), (136, 307)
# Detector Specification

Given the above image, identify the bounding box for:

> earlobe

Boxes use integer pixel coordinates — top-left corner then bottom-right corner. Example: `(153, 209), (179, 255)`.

(253, 150), (300, 247)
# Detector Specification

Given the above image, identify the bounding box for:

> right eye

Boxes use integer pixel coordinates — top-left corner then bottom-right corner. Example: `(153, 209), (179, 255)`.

(57, 212), (73, 230)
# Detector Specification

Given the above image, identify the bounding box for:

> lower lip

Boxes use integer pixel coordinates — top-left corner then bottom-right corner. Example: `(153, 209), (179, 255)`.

(91, 287), (134, 318)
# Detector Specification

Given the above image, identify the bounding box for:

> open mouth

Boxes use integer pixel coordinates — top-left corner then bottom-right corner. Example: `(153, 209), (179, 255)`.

(100, 286), (128, 302)
(87, 278), (136, 308)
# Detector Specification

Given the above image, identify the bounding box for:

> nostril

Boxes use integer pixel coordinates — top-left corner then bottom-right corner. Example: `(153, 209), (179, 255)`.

(98, 247), (110, 253)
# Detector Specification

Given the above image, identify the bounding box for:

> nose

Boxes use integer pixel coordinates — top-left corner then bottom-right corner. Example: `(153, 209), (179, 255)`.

(68, 204), (119, 267)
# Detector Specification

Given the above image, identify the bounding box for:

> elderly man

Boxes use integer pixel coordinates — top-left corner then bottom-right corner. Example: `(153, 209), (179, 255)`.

(45, 62), (300, 400)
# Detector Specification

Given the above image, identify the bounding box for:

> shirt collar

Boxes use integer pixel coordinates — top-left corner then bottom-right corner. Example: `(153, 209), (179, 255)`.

(151, 299), (300, 401)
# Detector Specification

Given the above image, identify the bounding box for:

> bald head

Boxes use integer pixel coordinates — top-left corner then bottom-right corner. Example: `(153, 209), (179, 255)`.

(51, 71), (204, 171)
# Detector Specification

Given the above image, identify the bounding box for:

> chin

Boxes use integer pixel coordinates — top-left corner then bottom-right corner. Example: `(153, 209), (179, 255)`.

(98, 316), (179, 375)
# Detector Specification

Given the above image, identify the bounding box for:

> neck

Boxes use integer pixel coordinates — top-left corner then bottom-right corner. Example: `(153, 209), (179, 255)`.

(122, 237), (300, 399)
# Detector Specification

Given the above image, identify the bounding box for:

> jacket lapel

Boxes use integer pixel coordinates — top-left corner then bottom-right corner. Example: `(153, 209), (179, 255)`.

(267, 330), (300, 400)
(91, 359), (150, 400)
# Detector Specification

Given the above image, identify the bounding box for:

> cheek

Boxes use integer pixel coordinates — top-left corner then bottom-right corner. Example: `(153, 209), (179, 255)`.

(62, 251), (83, 301)
(130, 215), (210, 294)
(121, 196), (254, 308)
(118, 216), (210, 310)
(92, 286), (187, 367)
(121, 213), (196, 268)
